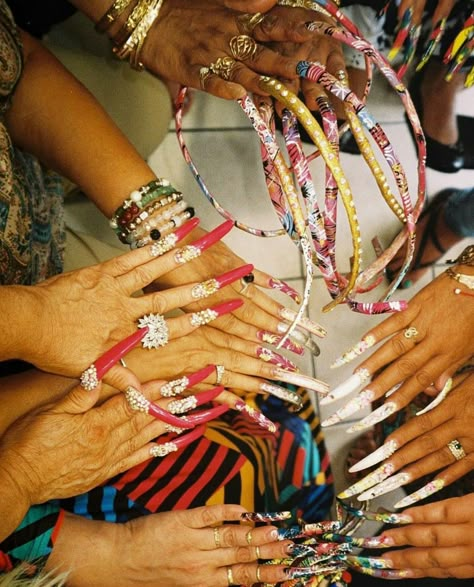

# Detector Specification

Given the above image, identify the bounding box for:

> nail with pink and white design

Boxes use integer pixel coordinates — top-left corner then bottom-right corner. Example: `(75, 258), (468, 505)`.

(256, 347), (298, 371)
(321, 389), (375, 427)
(268, 278), (301, 304)
(234, 400), (277, 433)
(337, 463), (395, 499)
(260, 382), (303, 408)
(330, 335), (376, 368)
(347, 401), (398, 434)
(273, 367), (329, 395)
(394, 478), (445, 509)
(358, 471), (412, 501)
(257, 330), (305, 356)
(320, 368), (371, 406)
(279, 308), (327, 338)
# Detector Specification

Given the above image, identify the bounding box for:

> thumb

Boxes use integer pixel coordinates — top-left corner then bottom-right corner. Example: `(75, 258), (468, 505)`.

(57, 381), (102, 415)
(103, 364), (143, 393)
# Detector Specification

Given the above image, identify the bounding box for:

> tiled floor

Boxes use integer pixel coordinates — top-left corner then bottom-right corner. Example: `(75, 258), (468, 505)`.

(148, 73), (474, 515)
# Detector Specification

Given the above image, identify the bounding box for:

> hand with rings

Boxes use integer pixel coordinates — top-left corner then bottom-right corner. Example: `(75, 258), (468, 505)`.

(51, 505), (296, 586)
(324, 270), (474, 429)
(370, 494), (474, 579)
(338, 372), (474, 507)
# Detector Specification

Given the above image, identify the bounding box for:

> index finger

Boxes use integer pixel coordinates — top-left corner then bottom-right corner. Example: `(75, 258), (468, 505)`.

(186, 504), (248, 528)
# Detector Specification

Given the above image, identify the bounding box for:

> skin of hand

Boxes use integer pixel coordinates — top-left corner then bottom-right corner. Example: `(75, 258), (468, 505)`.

(0, 379), (169, 541)
(363, 372), (474, 492)
(378, 494), (474, 579)
(354, 268), (474, 417)
(46, 505), (295, 586)
(397, 0), (456, 25)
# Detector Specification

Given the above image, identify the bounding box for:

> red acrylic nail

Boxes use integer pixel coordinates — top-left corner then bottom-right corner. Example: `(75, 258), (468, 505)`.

(193, 220), (234, 251)
(195, 385), (225, 405)
(215, 263), (254, 289)
(159, 364), (215, 397)
(184, 404), (229, 425)
(174, 217), (200, 241)
(256, 330), (305, 356)
(189, 299), (243, 327)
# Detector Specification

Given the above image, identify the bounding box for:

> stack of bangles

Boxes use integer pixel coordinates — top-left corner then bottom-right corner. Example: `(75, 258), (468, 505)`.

(109, 178), (195, 248)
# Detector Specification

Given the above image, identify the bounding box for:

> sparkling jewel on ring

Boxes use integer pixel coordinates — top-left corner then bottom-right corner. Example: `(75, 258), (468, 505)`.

(138, 313), (170, 349)
(215, 364), (225, 385)
(229, 35), (258, 61)
(447, 439), (466, 461)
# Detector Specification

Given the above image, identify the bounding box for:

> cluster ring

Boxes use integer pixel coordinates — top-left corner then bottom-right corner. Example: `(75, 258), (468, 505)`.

(209, 56), (238, 81)
(229, 35), (258, 61)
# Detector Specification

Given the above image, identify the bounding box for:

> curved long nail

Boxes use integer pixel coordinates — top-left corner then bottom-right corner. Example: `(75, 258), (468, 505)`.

(321, 533), (395, 549)
(321, 389), (374, 427)
(184, 404), (229, 425)
(234, 400), (276, 432)
(347, 401), (398, 433)
(150, 217), (200, 257)
(150, 424), (206, 457)
(273, 368), (329, 395)
(320, 368), (371, 405)
(125, 386), (194, 428)
(167, 386), (224, 414)
(279, 308), (326, 338)
(394, 478), (445, 509)
(348, 566), (413, 579)
(260, 382), (303, 408)
(349, 439), (399, 473)
(189, 298), (243, 326)
(159, 364), (215, 397)
(337, 463), (395, 499)
(256, 347), (298, 371)
(358, 471), (412, 501)
(257, 330), (305, 355)
(303, 521), (341, 535)
(416, 378), (453, 416)
(347, 555), (393, 570)
(80, 328), (149, 390)
(268, 277), (301, 303)
(276, 322), (320, 355)
(174, 219), (234, 263)
(330, 335), (376, 368)
(241, 511), (291, 522)
(191, 264), (254, 299)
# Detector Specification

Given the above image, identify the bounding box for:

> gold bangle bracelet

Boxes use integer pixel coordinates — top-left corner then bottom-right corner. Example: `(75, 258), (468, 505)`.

(112, 0), (154, 47)
(95, 0), (135, 34)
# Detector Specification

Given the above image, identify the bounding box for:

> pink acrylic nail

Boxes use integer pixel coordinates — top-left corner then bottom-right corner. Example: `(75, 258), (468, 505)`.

(189, 299), (243, 327)
(159, 364), (215, 397)
(331, 334), (377, 368)
(150, 217), (200, 257)
(191, 264), (254, 299)
(234, 400), (277, 433)
(150, 424), (206, 457)
(256, 330), (305, 355)
(268, 278), (301, 303)
(124, 386), (194, 428)
(256, 347), (298, 371)
(167, 386), (224, 414)
(273, 367), (329, 395)
(184, 404), (229, 425)
(175, 219), (234, 263)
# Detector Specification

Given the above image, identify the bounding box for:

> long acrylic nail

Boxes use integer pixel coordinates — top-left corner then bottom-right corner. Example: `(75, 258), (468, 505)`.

(150, 217), (200, 257)
(349, 439), (399, 473)
(331, 335), (376, 368)
(337, 462), (395, 499)
(303, 521), (341, 535)
(191, 264), (254, 299)
(166, 386), (224, 414)
(184, 404), (229, 425)
(358, 472), (411, 501)
(276, 322), (320, 355)
(256, 347), (298, 371)
(234, 400), (276, 432)
(321, 533), (395, 549)
(336, 500), (412, 524)
(416, 378), (452, 416)
(348, 566), (414, 579)
(347, 555), (393, 570)
(394, 478), (445, 509)
(268, 277), (301, 303)
(257, 330), (304, 355)
(320, 368), (371, 405)
(80, 327), (150, 390)
(416, 18), (447, 72)
(288, 544), (317, 558)
(321, 389), (374, 427)
(189, 298), (243, 326)
(273, 367), (329, 395)
(260, 382), (303, 408)
(150, 424), (205, 457)
(159, 364), (215, 397)
(277, 526), (305, 541)
(241, 511), (291, 522)
(279, 308), (326, 338)
(174, 219), (234, 263)
(347, 401), (398, 433)
(125, 386), (194, 428)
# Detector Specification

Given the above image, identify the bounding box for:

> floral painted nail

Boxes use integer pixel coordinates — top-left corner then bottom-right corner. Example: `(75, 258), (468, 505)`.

(273, 368), (329, 395)
(241, 511), (291, 522)
(256, 347), (298, 371)
(269, 278), (301, 303)
(234, 400), (276, 433)
(320, 368), (371, 405)
(279, 308), (326, 338)
(349, 439), (399, 473)
(337, 462), (395, 499)
(257, 330), (304, 355)
(358, 472), (412, 501)
(260, 382), (303, 408)
(330, 335), (376, 368)
(321, 389), (374, 427)
(347, 401), (398, 433)
(394, 478), (445, 509)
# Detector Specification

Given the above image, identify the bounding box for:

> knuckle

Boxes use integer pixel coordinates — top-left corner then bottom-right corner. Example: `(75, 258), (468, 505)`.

(395, 358), (417, 378)
(427, 528), (440, 547)
(391, 337), (408, 357)
(426, 552), (441, 568)
(200, 508), (220, 526)
(414, 369), (434, 389)
(235, 546), (253, 564)
(234, 564), (254, 585)
(418, 434), (437, 454)
(220, 526), (238, 548)
(150, 292), (169, 314)
(133, 265), (155, 287)
(259, 14), (278, 34)
(417, 413), (435, 434)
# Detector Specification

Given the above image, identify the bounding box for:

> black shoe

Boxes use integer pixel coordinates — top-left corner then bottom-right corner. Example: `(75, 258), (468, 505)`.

(338, 128), (360, 155)
(407, 73), (465, 173)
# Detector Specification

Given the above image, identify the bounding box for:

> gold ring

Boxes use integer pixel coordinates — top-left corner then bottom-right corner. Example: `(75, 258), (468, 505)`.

(255, 545), (261, 559)
(199, 66), (212, 90)
(215, 365), (225, 385)
(236, 12), (265, 35)
(227, 567), (235, 585)
(214, 526), (221, 548)
(256, 565), (262, 582)
(245, 529), (253, 545)
(209, 57), (238, 81)
(229, 35), (258, 61)
(403, 326), (419, 339)
(335, 68), (349, 86)
(447, 439), (466, 461)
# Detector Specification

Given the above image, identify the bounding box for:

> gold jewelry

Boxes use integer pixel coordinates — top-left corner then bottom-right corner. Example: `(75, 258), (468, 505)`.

(236, 12), (265, 35)
(227, 567), (235, 585)
(447, 439), (466, 461)
(255, 545), (261, 559)
(199, 66), (212, 90)
(245, 529), (253, 545)
(449, 244), (474, 267)
(446, 267), (474, 290)
(214, 526), (221, 548)
(229, 35), (258, 61)
(256, 565), (262, 582)
(209, 57), (238, 81)
(96, 0), (134, 33)
(277, 0), (330, 15)
(403, 326), (419, 339)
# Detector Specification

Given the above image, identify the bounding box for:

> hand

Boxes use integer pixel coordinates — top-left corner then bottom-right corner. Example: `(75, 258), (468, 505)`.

(48, 505), (294, 586)
(140, 0), (316, 99)
(377, 494), (474, 579)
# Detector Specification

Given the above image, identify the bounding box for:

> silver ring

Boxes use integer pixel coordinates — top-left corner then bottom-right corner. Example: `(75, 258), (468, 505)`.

(137, 313), (170, 349)
(447, 439), (466, 461)
(215, 364), (225, 385)
(403, 326), (419, 340)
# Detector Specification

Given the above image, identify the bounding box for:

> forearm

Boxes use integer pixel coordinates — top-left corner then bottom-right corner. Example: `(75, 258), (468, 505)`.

(5, 31), (156, 217)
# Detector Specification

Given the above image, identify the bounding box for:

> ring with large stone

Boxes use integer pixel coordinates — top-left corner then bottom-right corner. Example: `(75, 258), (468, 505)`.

(199, 66), (212, 90)
(137, 313), (170, 349)
(236, 12), (265, 35)
(229, 35), (258, 61)
(447, 439), (466, 461)
(209, 56), (238, 81)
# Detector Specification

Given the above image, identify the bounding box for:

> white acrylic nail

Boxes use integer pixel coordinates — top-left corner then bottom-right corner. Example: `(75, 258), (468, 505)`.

(358, 472), (411, 501)
(337, 463), (395, 499)
(320, 368), (371, 405)
(349, 439), (399, 473)
(321, 389), (374, 427)
(274, 368), (329, 395)
(394, 479), (445, 509)
(416, 378), (453, 416)
(347, 401), (398, 433)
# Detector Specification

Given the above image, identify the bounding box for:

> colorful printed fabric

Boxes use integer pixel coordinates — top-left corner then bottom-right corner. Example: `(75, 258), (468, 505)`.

(0, 505), (64, 572)
(59, 390), (334, 525)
